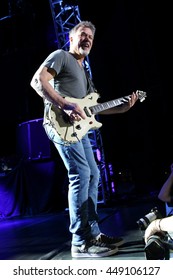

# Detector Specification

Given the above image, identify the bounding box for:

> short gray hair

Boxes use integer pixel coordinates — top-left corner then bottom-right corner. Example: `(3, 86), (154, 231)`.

(69, 21), (96, 37)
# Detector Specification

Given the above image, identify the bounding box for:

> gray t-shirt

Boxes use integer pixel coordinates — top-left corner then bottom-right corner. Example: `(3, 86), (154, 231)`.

(42, 49), (91, 98)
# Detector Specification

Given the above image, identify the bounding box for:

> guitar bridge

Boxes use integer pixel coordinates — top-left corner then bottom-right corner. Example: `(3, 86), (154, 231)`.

(62, 111), (74, 124)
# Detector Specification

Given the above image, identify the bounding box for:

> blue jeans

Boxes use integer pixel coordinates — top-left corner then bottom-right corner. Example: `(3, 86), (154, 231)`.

(44, 124), (101, 245)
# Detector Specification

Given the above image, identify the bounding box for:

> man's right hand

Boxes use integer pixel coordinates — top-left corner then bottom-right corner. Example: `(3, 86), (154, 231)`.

(63, 102), (86, 121)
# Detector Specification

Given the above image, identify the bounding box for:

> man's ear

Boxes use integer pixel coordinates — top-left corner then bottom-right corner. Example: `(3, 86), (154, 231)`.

(69, 36), (73, 43)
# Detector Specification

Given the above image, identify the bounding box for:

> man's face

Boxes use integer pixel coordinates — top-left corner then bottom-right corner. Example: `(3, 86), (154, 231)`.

(70, 26), (94, 56)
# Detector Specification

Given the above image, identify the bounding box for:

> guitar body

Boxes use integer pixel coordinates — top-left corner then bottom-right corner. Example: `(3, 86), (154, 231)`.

(46, 90), (146, 143)
(48, 92), (102, 143)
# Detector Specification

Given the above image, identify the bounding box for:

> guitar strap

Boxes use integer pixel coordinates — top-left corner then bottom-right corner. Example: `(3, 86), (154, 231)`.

(84, 68), (98, 94)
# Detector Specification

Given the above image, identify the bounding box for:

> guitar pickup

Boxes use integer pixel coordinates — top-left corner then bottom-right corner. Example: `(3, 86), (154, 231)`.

(84, 106), (91, 117)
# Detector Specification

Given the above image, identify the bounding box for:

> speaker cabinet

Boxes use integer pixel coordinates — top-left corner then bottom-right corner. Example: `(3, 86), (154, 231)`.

(16, 118), (51, 160)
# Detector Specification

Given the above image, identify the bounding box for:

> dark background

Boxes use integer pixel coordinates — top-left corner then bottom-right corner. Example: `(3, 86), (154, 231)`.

(0, 0), (172, 195)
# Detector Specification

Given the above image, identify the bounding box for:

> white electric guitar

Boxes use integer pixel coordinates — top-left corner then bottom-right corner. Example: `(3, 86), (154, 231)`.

(44, 90), (147, 143)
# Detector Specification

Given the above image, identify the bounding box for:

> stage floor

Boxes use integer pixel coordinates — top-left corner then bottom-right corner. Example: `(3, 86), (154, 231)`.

(0, 197), (167, 260)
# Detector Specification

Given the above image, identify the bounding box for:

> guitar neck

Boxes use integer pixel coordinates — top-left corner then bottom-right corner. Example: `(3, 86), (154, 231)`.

(90, 95), (131, 114)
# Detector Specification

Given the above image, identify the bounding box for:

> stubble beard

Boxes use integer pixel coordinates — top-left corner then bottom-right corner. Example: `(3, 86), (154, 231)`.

(79, 47), (90, 57)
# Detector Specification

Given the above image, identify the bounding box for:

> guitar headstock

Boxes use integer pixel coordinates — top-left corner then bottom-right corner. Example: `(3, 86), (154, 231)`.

(136, 90), (147, 102)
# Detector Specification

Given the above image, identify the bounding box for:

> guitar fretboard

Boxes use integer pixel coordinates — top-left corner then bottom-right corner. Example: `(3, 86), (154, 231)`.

(90, 96), (130, 114)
